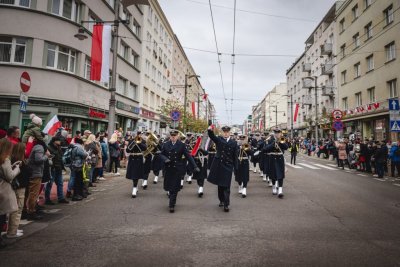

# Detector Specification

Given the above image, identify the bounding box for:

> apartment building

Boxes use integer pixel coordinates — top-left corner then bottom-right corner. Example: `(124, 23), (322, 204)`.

(336, 0), (400, 141)
(0, 0), (146, 133)
(264, 83), (288, 132)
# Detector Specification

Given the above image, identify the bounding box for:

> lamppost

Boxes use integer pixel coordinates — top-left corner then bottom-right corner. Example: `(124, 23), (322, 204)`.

(184, 74), (200, 132)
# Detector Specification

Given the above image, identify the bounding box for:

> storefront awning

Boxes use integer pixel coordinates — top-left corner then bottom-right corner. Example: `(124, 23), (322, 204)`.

(341, 111), (388, 122)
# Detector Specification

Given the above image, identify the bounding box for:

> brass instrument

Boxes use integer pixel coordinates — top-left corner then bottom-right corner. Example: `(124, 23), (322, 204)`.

(280, 137), (286, 144)
(177, 130), (186, 141)
(143, 132), (159, 157)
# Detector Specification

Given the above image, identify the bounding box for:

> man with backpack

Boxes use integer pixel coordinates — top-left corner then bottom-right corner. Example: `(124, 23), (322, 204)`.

(389, 141), (400, 177)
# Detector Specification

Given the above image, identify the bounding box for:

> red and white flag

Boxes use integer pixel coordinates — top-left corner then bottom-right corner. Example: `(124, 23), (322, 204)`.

(202, 94), (208, 101)
(191, 101), (197, 119)
(91, 24), (112, 82)
(293, 103), (300, 122)
(259, 119), (263, 130)
(43, 115), (62, 136)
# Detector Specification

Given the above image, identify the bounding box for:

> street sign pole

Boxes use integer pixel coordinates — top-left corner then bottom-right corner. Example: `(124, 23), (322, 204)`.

(19, 72), (31, 130)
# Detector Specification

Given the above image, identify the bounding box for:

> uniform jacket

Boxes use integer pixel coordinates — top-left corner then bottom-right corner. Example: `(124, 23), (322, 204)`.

(161, 140), (197, 192)
(207, 129), (239, 187)
(125, 140), (147, 180)
(235, 146), (250, 184)
(263, 138), (288, 180)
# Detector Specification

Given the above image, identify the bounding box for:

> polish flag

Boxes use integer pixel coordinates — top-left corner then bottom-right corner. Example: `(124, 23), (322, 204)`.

(90, 24), (112, 82)
(259, 119), (263, 130)
(191, 101), (196, 119)
(293, 103), (300, 122)
(43, 115), (62, 136)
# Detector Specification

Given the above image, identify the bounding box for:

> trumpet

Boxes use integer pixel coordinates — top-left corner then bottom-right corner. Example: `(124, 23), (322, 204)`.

(241, 143), (251, 152)
(280, 137), (286, 144)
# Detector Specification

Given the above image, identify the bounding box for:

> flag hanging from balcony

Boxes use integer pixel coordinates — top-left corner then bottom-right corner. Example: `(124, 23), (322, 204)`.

(293, 103), (300, 122)
(91, 24), (112, 82)
(191, 101), (196, 119)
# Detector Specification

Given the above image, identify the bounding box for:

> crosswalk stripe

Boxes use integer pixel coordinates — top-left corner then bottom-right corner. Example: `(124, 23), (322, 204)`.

(327, 164), (338, 167)
(285, 163), (303, 169)
(297, 163), (321, 169)
(312, 164), (337, 170)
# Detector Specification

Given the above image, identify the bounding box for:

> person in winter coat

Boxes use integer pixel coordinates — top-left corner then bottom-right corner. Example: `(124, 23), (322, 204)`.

(7, 126), (21, 145)
(26, 139), (49, 220)
(45, 136), (69, 205)
(99, 136), (108, 180)
(0, 139), (21, 246)
(71, 138), (89, 201)
(389, 142), (400, 177)
(374, 141), (387, 178)
(336, 140), (348, 169)
(108, 133), (120, 175)
(21, 114), (44, 143)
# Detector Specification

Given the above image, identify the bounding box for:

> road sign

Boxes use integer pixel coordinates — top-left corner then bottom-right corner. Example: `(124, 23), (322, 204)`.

(391, 121), (400, 132)
(389, 99), (399, 111)
(332, 109), (343, 121)
(170, 110), (181, 121)
(20, 92), (28, 102)
(332, 121), (343, 131)
(20, 72), (31, 92)
(19, 101), (27, 112)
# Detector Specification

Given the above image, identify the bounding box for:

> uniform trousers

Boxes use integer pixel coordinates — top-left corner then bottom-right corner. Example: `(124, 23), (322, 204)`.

(169, 191), (178, 207)
(217, 186), (230, 206)
(271, 178), (283, 187)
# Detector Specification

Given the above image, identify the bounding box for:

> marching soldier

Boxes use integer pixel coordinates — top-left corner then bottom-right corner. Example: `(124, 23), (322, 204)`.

(258, 134), (266, 178)
(250, 133), (260, 173)
(263, 128), (288, 198)
(161, 130), (199, 213)
(151, 141), (164, 184)
(141, 132), (153, 190)
(235, 135), (250, 198)
(126, 134), (147, 198)
(192, 147), (208, 197)
(207, 125), (239, 212)
(184, 132), (195, 185)
(262, 131), (272, 186)
(207, 141), (217, 170)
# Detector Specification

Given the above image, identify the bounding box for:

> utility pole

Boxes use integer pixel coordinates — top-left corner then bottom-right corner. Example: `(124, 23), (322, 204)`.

(197, 92), (200, 120)
(107, 0), (120, 139)
(183, 74), (188, 132)
(314, 77), (318, 142)
(275, 105), (278, 127)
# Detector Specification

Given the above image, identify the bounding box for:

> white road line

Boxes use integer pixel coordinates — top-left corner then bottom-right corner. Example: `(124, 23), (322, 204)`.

(285, 163), (303, 169)
(297, 163), (321, 170)
(312, 164), (337, 170)
(327, 164), (338, 167)
(393, 183), (400, 187)
(373, 178), (386, 182)
(357, 174), (367, 177)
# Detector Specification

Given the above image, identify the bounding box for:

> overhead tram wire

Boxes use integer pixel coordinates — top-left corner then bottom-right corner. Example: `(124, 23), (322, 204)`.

(230, 0), (237, 125)
(209, 0), (230, 121)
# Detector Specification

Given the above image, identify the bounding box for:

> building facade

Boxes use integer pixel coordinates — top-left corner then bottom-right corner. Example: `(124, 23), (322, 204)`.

(336, 0), (400, 141)
(0, 0), (146, 134)
(264, 83), (288, 132)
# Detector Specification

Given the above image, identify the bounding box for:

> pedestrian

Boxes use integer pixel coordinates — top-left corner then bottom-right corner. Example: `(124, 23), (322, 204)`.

(207, 125), (238, 212)
(7, 142), (28, 238)
(337, 139), (347, 169)
(161, 130), (199, 213)
(84, 134), (100, 186)
(21, 114), (44, 144)
(263, 128), (288, 198)
(125, 134), (147, 198)
(108, 132), (120, 176)
(389, 141), (400, 177)
(70, 130), (81, 144)
(98, 135), (108, 181)
(290, 140), (299, 165)
(236, 135), (250, 198)
(71, 138), (88, 201)
(7, 126), (21, 145)
(0, 139), (21, 247)
(44, 136), (69, 205)
(374, 141), (386, 178)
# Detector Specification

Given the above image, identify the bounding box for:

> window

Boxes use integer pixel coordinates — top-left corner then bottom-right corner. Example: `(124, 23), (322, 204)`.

(133, 20), (141, 38)
(0, 36), (26, 64)
(340, 44), (346, 58)
(50, 0), (80, 22)
(46, 43), (76, 73)
(353, 33), (360, 49)
(145, 59), (150, 75)
(355, 92), (362, 106)
(388, 79), (397, 98)
(367, 87), (375, 102)
(0, 0), (30, 7)
(117, 76), (127, 95)
(341, 70), (347, 84)
(84, 57), (91, 79)
(364, 0), (372, 9)
(384, 5), (394, 25)
(385, 42), (396, 62)
(120, 41), (129, 60)
(365, 22), (373, 40)
(352, 4), (359, 21)
(144, 88), (149, 105)
(354, 62), (361, 78)
(366, 55), (374, 72)
(128, 83), (137, 100)
(131, 50), (139, 69)
(339, 18), (345, 33)
(342, 97), (348, 110)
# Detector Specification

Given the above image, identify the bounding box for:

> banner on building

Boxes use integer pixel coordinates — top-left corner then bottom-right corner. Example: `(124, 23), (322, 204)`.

(91, 24), (112, 82)
(293, 103), (300, 122)
(191, 101), (196, 119)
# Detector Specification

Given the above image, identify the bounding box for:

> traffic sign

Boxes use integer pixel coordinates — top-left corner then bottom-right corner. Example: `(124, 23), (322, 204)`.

(170, 110), (181, 121)
(170, 121), (179, 129)
(20, 72), (31, 92)
(391, 120), (400, 132)
(20, 92), (28, 102)
(19, 101), (27, 112)
(389, 99), (399, 111)
(332, 121), (343, 131)
(332, 109), (343, 121)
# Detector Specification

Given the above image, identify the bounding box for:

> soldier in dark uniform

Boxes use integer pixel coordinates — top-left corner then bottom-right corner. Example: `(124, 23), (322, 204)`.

(207, 125), (239, 212)
(235, 135), (250, 198)
(250, 133), (260, 173)
(184, 132), (195, 185)
(126, 134), (147, 198)
(258, 134), (266, 178)
(141, 132), (153, 190)
(192, 147), (208, 197)
(262, 131), (272, 186)
(151, 141), (164, 184)
(263, 128), (288, 198)
(207, 141), (217, 170)
(161, 130), (199, 213)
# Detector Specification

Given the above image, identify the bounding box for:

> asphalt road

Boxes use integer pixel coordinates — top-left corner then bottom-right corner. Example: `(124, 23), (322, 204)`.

(1, 154), (400, 267)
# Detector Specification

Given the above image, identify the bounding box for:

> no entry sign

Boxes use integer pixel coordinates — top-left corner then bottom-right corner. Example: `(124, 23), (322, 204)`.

(332, 109), (343, 121)
(20, 72), (31, 92)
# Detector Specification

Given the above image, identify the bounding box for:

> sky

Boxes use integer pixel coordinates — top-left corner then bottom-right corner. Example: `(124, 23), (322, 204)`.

(158, 0), (337, 125)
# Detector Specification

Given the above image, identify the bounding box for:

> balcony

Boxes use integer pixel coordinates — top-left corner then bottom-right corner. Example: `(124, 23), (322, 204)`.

(302, 78), (313, 88)
(321, 85), (335, 96)
(321, 64), (334, 75)
(321, 43), (333, 55)
(302, 63), (311, 72)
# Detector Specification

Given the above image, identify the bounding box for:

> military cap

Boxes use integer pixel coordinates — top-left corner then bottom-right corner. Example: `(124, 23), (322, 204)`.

(170, 129), (179, 135)
(273, 127), (282, 133)
(221, 126), (231, 132)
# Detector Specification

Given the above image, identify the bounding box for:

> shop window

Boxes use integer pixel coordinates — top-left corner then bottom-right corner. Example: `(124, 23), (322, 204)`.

(0, 0), (30, 7)
(0, 36), (26, 64)
(46, 42), (76, 73)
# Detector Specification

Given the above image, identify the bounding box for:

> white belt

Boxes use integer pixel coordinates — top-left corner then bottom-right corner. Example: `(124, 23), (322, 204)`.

(239, 157), (249, 160)
(129, 153), (143, 156)
(267, 152), (283, 156)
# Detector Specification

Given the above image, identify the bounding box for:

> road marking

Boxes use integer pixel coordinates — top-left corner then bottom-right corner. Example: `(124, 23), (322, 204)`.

(393, 183), (400, 187)
(42, 209), (61, 214)
(357, 174), (367, 177)
(285, 163), (303, 169)
(19, 219), (32, 226)
(373, 178), (386, 182)
(297, 163), (321, 169)
(312, 164), (337, 170)
(327, 164), (338, 167)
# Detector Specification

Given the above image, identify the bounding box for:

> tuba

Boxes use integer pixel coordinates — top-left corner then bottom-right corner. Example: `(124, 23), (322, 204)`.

(143, 132), (159, 157)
